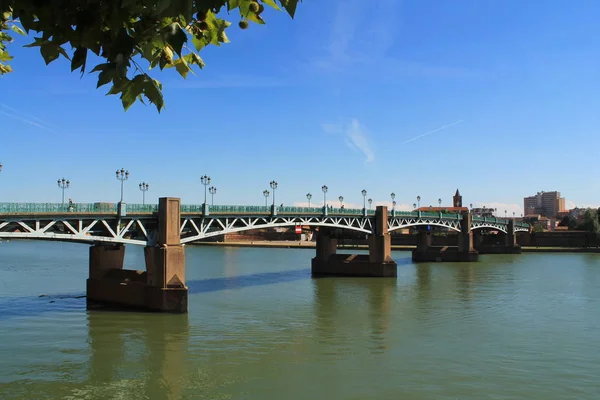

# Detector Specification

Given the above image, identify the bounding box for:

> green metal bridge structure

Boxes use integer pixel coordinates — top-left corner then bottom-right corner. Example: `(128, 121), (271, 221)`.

(0, 202), (529, 246)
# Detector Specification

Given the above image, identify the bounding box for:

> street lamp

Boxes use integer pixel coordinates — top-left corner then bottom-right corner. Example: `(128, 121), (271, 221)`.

(306, 193), (312, 208)
(0, 162), (3, 172)
(321, 185), (328, 206)
(338, 196), (344, 208)
(116, 168), (129, 202)
(263, 190), (270, 207)
(368, 198), (373, 210)
(269, 180), (278, 206)
(57, 178), (70, 208)
(413, 203), (416, 210)
(417, 195), (421, 208)
(200, 175), (211, 204)
(393, 200), (397, 210)
(209, 186), (217, 205)
(505, 210), (507, 218)
(438, 198), (442, 207)
(139, 182), (149, 205)
(361, 189), (367, 210)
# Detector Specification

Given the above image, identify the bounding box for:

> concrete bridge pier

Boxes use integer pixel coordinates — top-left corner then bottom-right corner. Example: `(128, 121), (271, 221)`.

(311, 206), (397, 277)
(87, 197), (188, 313)
(412, 213), (479, 262)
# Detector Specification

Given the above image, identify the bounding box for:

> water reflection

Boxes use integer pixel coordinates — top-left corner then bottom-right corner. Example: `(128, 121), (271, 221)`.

(87, 311), (189, 400)
(311, 278), (396, 353)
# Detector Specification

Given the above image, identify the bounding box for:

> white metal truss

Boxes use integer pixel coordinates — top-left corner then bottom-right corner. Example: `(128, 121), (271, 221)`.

(0, 214), (156, 245)
(470, 220), (508, 233)
(387, 215), (462, 232)
(0, 211), (527, 246)
(179, 215), (374, 243)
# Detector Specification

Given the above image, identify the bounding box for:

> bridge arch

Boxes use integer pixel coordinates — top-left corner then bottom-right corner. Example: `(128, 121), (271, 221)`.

(387, 222), (461, 233)
(179, 215), (373, 244)
(469, 224), (507, 234)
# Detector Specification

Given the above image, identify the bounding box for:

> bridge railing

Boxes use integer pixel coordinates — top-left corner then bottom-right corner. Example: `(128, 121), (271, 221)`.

(0, 202), (118, 213)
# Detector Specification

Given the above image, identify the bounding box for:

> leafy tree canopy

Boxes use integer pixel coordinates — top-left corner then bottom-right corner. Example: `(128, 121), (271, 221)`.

(0, 0), (300, 112)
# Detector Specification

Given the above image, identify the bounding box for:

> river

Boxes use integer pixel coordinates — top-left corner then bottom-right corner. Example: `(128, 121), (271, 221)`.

(0, 240), (599, 399)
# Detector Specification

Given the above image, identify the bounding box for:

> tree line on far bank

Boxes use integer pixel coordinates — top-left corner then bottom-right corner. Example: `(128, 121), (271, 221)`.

(556, 208), (600, 233)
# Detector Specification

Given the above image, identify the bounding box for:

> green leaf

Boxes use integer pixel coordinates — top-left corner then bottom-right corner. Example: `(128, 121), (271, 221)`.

(0, 51), (12, 62)
(228, 0), (242, 10)
(163, 23), (187, 57)
(279, 0), (299, 18)
(23, 37), (48, 48)
(262, 0), (281, 10)
(10, 25), (25, 36)
(173, 57), (190, 78)
(97, 65), (116, 88)
(90, 63), (110, 73)
(71, 48), (87, 73)
(142, 77), (164, 113)
(40, 44), (60, 65)
(120, 77), (144, 111)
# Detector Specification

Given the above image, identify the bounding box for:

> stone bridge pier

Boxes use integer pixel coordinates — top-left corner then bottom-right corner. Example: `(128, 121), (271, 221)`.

(412, 212), (479, 262)
(87, 197), (188, 313)
(311, 206), (397, 277)
(474, 219), (522, 254)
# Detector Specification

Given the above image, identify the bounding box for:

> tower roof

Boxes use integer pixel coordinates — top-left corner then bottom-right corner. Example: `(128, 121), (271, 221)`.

(455, 189), (461, 196)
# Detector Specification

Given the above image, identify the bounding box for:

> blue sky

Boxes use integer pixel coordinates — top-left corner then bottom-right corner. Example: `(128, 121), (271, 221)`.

(1, 0), (599, 215)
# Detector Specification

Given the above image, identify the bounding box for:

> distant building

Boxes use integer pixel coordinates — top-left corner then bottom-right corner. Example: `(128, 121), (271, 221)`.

(416, 189), (469, 213)
(523, 191), (565, 218)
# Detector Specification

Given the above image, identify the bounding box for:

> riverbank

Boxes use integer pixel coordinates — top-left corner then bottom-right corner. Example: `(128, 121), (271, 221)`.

(188, 241), (600, 253)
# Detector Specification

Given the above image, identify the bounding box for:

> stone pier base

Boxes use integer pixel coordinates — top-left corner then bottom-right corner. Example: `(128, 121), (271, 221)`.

(412, 246), (479, 262)
(311, 254), (397, 277)
(86, 278), (188, 313)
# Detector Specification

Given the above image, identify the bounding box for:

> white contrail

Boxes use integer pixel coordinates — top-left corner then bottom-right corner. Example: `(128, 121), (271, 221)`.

(404, 120), (464, 144)
(0, 103), (59, 132)
(0, 110), (57, 133)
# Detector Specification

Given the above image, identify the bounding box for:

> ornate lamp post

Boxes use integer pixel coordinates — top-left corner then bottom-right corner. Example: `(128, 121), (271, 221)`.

(505, 209), (507, 218)
(368, 198), (373, 210)
(139, 182), (149, 205)
(306, 193), (312, 208)
(438, 198), (442, 207)
(200, 175), (211, 204)
(57, 178), (70, 209)
(413, 203), (416, 210)
(393, 200), (397, 209)
(338, 196), (344, 208)
(416, 195), (421, 209)
(361, 189), (367, 210)
(263, 189), (270, 207)
(321, 185), (328, 206)
(269, 180), (278, 206)
(116, 168), (129, 202)
(0, 162), (3, 173)
(209, 186), (217, 205)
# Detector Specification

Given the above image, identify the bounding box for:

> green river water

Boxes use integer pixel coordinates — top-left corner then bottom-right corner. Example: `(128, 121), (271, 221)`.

(0, 240), (598, 399)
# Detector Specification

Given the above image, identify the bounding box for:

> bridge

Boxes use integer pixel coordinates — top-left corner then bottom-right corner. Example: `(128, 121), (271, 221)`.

(0, 199), (529, 314)
(0, 202), (529, 245)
